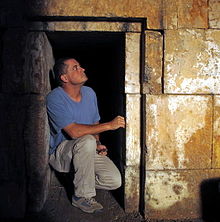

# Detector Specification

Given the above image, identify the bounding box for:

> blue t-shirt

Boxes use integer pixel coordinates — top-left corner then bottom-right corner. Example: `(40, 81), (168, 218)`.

(46, 86), (100, 154)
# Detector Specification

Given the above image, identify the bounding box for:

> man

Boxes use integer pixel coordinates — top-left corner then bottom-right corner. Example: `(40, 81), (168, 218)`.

(46, 57), (125, 213)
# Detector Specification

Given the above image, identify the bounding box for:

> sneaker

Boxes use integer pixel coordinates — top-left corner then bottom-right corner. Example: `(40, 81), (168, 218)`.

(72, 195), (103, 213)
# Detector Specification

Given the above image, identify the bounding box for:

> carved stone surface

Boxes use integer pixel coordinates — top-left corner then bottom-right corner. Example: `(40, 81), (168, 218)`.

(146, 95), (212, 169)
(164, 29), (220, 94)
(145, 169), (220, 220)
(143, 31), (163, 94)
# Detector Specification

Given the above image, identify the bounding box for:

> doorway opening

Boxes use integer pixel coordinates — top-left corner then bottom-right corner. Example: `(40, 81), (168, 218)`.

(47, 31), (126, 205)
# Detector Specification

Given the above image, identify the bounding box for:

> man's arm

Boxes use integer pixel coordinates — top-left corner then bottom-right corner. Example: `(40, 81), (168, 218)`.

(63, 116), (125, 139)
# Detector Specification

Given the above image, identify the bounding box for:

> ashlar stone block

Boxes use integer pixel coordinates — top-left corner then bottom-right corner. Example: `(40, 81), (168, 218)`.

(125, 33), (140, 94)
(126, 94), (141, 166)
(124, 166), (140, 213)
(178, 0), (208, 28)
(213, 95), (220, 168)
(209, 0), (220, 28)
(146, 95), (212, 170)
(162, 0), (178, 29)
(26, 0), (163, 29)
(164, 29), (220, 94)
(145, 169), (220, 220)
(143, 31), (163, 94)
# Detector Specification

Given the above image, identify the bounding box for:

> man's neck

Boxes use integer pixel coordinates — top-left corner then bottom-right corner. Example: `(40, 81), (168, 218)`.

(62, 84), (83, 102)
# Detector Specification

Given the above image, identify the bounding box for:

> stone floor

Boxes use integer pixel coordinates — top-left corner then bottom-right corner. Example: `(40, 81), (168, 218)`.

(15, 187), (205, 222)
(25, 187), (144, 222)
(0, 172), (213, 222)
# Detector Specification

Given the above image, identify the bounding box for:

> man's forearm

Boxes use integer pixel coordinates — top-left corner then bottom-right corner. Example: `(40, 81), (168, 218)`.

(63, 122), (111, 139)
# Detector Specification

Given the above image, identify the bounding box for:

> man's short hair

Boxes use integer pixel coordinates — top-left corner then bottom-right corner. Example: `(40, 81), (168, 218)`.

(53, 57), (73, 85)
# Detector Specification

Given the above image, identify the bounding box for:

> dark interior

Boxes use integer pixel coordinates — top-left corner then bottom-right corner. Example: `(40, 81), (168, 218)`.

(47, 31), (126, 205)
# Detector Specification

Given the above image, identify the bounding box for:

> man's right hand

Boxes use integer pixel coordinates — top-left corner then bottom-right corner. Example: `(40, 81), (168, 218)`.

(109, 116), (125, 130)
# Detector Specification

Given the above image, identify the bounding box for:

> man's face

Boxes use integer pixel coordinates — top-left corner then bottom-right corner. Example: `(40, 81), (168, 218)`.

(63, 59), (88, 85)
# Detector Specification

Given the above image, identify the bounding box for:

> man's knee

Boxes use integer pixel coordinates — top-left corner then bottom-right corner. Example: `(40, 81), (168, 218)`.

(76, 135), (96, 153)
(110, 172), (122, 190)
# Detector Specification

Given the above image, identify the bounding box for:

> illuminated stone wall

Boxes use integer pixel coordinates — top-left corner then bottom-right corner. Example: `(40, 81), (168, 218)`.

(0, 0), (220, 219)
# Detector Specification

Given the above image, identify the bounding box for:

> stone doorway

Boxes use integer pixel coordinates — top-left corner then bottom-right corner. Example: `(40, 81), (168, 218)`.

(28, 19), (142, 213)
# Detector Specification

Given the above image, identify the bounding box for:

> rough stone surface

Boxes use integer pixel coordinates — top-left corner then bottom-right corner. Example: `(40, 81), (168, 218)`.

(209, 0), (220, 28)
(145, 169), (220, 220)
(24, 95), (51, 212)
(213, 95), (220, 168)
(126, 94), (141, 167)
(164, 29), (220, 94)
(2, 31), (54, 94)
(146, 95), (212, 170)
(26, 0), (163, 29)
(124, 166), (140, 213)
(143, 31), (163, 94)
(23, 32), (54, 94)
(178, 0), (208, 28)
(125, 33), (140, 94)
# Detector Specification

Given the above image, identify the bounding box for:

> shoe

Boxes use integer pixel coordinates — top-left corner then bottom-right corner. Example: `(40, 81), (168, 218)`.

(72, 195), (103, 213)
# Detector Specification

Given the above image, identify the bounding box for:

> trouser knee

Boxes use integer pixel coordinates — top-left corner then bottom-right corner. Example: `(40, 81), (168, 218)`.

(76, 135), (96, 154)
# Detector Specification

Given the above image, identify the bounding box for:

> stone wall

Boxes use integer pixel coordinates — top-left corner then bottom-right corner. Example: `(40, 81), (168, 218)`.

(0, 0), (220, 220)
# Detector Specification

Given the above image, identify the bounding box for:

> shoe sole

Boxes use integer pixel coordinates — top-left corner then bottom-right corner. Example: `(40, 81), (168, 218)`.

(72, 202), (103, 214)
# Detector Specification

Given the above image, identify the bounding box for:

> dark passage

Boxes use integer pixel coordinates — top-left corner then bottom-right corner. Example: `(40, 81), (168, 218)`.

(47, 31), (126, 206)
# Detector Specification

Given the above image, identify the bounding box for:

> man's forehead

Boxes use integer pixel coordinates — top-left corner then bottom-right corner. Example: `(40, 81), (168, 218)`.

(65, 58), (79, 65)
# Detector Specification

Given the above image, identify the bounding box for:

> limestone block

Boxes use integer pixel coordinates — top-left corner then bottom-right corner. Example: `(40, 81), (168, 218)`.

(163, 0), (178, 29)
(143, 31), (163, 94)
(145, 169), (220, 220)
(26, 0), (163, 29)
(213, 95), (220, 168)
(209, 0), (220, 28)
(125, 33), (140, 94)
(52, 21), (141, 32)
(126, 94), (141, 166)
(124, 166), (139, 213)
(164, 29), (220, 94)
(146, 95), (212, 169)
(24, 95), (51, 212)
(178, 0), (208, 28)
(23, 32), (54, 94)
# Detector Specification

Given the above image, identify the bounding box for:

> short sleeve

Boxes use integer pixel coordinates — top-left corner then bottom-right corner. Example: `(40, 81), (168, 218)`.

(47, 95), (74, 134)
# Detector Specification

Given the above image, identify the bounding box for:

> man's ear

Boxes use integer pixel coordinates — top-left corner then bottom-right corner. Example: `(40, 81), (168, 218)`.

(60, 74), (68, 83)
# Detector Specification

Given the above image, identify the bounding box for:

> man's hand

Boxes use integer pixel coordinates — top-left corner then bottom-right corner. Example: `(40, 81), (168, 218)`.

(109, 116), (125, 130)
(96, 144), (108, 156)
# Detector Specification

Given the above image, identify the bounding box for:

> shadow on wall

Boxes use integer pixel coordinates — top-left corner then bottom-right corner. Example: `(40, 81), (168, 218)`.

(200, 178), (220, 222)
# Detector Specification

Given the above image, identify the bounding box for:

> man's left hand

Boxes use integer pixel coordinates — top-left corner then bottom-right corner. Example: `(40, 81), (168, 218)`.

(96, 144), (108, 156)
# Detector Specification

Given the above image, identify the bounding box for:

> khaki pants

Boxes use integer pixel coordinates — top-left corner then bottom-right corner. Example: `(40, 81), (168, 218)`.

(49, 135), (121, 198)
